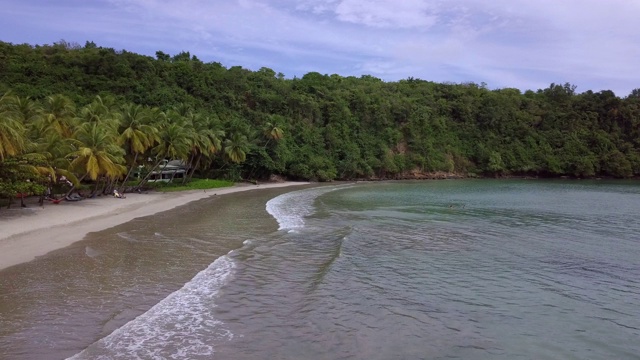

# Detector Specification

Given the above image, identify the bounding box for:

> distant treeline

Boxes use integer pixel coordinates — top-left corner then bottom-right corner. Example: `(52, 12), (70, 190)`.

(1, 40), (639, 190)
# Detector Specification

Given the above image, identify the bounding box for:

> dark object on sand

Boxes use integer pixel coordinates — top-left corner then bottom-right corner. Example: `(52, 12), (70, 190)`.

(65, 193), (83, 201)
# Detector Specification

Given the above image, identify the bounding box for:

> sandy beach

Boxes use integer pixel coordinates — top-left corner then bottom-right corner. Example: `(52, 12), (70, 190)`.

(0, 182), (308, 271)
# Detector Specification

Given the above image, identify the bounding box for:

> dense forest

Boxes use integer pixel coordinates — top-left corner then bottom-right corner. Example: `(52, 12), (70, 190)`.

(1, 40), (639, 202)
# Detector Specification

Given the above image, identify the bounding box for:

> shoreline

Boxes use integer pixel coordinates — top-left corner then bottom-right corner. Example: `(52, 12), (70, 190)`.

(0, 182), (309, 271)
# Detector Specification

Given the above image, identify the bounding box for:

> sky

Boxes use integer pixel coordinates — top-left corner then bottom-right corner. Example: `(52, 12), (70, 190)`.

(1, 0), (639, 96)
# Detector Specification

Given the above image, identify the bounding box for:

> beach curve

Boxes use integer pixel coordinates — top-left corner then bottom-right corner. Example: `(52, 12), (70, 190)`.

(0, 182), (308, 271)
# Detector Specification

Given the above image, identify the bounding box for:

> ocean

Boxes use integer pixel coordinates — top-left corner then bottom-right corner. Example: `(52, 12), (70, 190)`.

(0, 180), (639, 359)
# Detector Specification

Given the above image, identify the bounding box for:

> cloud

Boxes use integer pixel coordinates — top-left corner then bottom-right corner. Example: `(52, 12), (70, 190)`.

(1, 0), (638, 95)
(334, 0), (438, 29)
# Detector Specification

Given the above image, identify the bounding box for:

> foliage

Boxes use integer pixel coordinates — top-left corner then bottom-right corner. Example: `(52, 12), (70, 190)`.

(0, 38), (639, 205)
(0, 156), (47, 206)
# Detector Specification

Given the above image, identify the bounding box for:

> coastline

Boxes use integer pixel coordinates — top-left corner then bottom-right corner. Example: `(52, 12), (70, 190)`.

(0, 182), (309, 271)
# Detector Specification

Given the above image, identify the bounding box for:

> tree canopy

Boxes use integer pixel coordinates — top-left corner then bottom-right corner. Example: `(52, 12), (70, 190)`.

(0, 40), (639, 206)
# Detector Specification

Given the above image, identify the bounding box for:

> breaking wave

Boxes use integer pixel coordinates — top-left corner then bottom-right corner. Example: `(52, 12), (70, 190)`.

(68, 256), (235, 360)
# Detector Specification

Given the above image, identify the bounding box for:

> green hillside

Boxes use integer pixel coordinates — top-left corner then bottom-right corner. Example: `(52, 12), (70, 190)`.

(1, 40), (639, 203)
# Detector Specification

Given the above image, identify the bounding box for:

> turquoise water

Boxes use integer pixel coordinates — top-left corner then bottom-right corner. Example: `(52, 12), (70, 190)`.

(212, 180), (640, 359)
(1, 180), (639, 359)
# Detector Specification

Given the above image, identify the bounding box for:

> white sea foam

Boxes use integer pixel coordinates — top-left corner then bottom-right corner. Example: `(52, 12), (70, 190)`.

(266, 186), (345, 231)
(67, 256), (235, 360)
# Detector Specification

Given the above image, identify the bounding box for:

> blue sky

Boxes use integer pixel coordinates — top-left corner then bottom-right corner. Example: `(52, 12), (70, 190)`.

(1, 0), (638, 96)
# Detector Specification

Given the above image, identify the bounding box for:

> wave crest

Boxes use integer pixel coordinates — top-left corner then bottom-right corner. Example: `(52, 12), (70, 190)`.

(266, 186), (344, 231)
(68, 256), (235, 359)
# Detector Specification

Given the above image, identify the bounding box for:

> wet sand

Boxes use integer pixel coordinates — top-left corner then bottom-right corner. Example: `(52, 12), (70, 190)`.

(0, 182), (308, 271)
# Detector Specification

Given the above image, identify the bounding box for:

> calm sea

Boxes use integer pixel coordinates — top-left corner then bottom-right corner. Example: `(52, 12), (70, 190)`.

(1, 180), (639, 359)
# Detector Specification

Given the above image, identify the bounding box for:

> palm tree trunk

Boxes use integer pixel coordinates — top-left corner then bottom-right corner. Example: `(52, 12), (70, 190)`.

(65, 173), (88, 198)
(182, 153), (196, 184)
(95, 177), (103, 195)
(158, 161), (170, 181)
(134, 158), (163, 191)
(188, 154), (203, 182)
(105, 177), (117, 195)
(120, 152), (139, 193)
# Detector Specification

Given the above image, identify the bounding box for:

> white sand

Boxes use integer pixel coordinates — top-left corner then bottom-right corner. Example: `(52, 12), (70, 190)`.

(0, 182), (308, 271)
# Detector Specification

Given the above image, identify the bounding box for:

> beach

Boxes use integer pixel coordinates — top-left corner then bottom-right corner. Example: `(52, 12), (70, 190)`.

(0, 182), (308, 271)
(1, 180), (639, 359)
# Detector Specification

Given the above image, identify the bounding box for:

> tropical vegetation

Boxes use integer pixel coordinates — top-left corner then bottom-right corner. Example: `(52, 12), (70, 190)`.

(1, 40), (639, 206)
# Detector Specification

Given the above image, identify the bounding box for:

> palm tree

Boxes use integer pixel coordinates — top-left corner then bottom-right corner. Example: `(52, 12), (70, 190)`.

(155, 121), (191, 164)
(263, 120), (284, 144)
(88, 94), (119, 113)
(75, 98), (124, 193)
(2, 94), (78, 204)
(171, 103), (194, 118)
(0, 92), (27, 161)
(183, 113), (224, 183)
(76, 96), (120, 131)
(67, 122), (126, 195)
(26, 125), (79, 202)
(11, 95), (42, 131)
(117, 104), (158, 191)
(136, 114), (191, 189)
(224, 132), (250, 163)
(133, 108), (166, 188)
(244, 118), (285, 181)
(38, 94), (76, 138)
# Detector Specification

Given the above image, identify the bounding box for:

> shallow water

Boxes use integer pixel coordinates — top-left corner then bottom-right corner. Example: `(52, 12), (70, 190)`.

(1, 180), (639, 359)
(0, 187), (298, 359)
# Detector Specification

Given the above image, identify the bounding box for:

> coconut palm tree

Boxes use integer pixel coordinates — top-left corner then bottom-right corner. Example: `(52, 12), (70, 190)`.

(155, 121), (191, 164)
(136, 113), (191, 189)
(224, 132), (250, 164)
(26, 124), (79, 202)
(0, 92), (27, 161)
(39, 94), (76, 138)
(171, 103), (194, 118)
(243, 118), (285, 181)
(76, 96), (120, 131)
(117, 103), (159, 191)
(1, 94), (73, 205)
(67, 122), (126, 195)
(133, 108), (167, 188)
(11, 95), (42, 131)
(183, 113), (225, 183)
(263, 120), (284, 143)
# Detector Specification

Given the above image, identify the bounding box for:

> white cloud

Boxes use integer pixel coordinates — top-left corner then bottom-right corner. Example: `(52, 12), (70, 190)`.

(1, 0), (639, 95)
(334, 0), (438, 29)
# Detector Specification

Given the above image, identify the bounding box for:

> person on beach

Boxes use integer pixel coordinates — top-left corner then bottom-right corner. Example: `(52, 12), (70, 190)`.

(113, 190), (125, 199)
